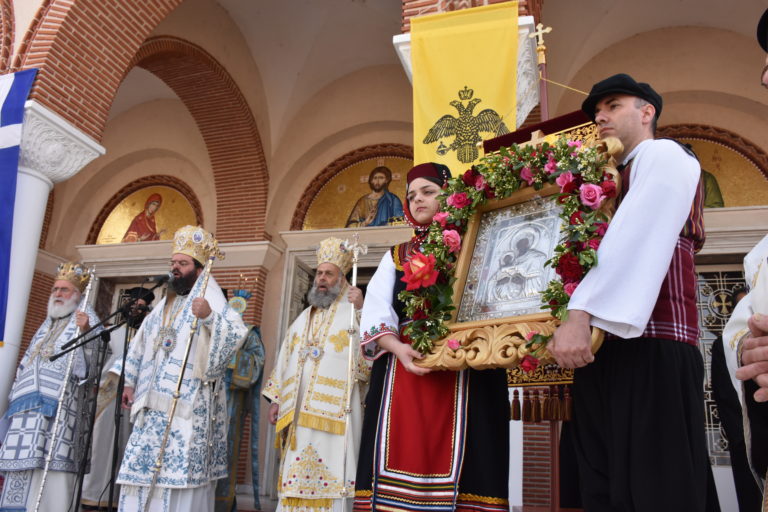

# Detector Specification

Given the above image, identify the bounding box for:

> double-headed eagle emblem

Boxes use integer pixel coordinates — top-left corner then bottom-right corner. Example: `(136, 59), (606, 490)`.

(423, 86), (510, 163)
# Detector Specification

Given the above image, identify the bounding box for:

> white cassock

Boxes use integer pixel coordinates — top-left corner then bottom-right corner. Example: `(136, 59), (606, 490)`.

(113, 275), (248, 512)
(263, 284), (370, 512)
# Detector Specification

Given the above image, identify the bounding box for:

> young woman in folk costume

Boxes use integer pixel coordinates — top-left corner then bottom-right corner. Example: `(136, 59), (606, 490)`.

(354, 163), (509, 512)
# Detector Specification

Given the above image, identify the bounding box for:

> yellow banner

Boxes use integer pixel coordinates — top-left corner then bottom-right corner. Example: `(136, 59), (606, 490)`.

(412, 3), (518, 175)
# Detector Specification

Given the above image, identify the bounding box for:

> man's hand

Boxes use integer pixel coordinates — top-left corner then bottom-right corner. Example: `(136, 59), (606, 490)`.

(75, 311), (90, 331)
(122, 386), (135, 410)
(549, 309), (595, 369)
(348, 287), (364, 310)
(735, 313), (768, 401)
(191, 297), (212, 319)
(269, 403), (279, 425)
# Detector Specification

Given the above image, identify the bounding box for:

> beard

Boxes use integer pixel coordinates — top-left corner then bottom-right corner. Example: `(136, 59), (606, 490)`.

(170, 267), (198, 295)
(307, 280), (342, 309)
(48, 293), (80, 319)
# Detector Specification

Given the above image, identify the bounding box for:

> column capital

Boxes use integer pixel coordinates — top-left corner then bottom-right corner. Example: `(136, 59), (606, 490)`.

(19, 100), (105, 184)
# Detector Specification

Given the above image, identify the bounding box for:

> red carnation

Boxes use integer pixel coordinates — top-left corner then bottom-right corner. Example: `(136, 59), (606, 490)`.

(600, 180), (617, 198)
(556, 252), (584, 282)
(401, 252), (439, 291)
(569, 211), (584, 225)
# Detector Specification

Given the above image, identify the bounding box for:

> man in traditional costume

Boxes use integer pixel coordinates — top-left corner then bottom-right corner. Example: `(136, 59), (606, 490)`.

(345, 166), (404, 227)
(82, 287), (155, 510)
(549, 75), (713, 511)
(115, 225), (248, 512)
(214, 289), (266, 512)
(263, 237), (368, 512)
(0, 262), (101, 512)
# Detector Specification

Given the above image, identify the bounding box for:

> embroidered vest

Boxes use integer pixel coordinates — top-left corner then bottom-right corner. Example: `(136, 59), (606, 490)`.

(613, 150), (705, 346)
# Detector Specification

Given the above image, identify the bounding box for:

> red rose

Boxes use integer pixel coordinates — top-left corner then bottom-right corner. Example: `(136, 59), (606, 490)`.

(563, 281), (579, 296)
(520, 355), (540, 373)
(484, 187), (496, 199)
(412, 308), (428, 320)
(446, 192), (471, 209)
(594, 222), (609, 236)
(569, 211), (584, 225)
(462, 169), (477, 187)
(401, 252), (439, 291)
(556, 252), (584, 282)
(586, 238), (601, 250)
(600, 180), (617, 198)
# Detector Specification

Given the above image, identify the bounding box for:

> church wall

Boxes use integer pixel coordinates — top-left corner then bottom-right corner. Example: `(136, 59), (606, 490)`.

(553, 27), (768, 157)
(147, 0), (273, 163)
(45, 99), (215, 260)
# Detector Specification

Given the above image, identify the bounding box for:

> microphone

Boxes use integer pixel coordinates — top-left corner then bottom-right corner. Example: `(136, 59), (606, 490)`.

(144, 272), (173, 284)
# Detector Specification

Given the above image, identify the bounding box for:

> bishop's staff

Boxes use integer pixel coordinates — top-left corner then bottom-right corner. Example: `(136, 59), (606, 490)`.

(341, 234), (367, 500)
(34, 266), (96, 512)
(143, 247), (222, 512)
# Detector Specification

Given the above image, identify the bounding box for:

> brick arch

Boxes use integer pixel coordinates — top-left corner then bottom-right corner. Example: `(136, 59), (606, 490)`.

(86, 174), (204, 245)
(657, 123), (768, 180)
(290, 143), (413, 230)
(0, 0), (12, 72)
(13, 0), (184, 139)
(130, 36), (269, 242)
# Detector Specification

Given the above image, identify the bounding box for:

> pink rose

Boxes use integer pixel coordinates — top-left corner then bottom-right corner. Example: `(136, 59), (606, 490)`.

(567, 140), (582, 148)
(474, 175), (487, 190)
(442, 229), (461, 254)
(579, 183), (606, 209)
(555, 171), (576, 194)
(595, 222), (609, 236)
(544, 159), (558, 174)
(433, 212), (449, 228)
(520, 166), (534, 185)
(563, 282), (579, 296)
(525, 330), (539, 341)
(447, 339), (461, 351)
(446, 192), (471, 209)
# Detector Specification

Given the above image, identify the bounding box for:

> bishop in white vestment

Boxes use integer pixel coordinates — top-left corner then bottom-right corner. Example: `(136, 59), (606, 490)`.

(114, 226), (248, 512)
(263, 237), (370, 512)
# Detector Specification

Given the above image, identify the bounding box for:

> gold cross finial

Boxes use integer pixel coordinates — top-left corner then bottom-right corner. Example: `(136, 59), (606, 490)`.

(529, 23), (552, 47)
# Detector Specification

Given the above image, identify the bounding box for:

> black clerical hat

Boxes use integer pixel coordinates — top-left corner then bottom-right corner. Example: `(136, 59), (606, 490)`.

(758, 8), (768, 52)
(127, 286), (155, 304)
(581, 73), (662, 122)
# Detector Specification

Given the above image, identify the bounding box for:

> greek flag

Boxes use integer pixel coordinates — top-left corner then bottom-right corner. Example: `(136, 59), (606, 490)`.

(0, 68), (37, 344)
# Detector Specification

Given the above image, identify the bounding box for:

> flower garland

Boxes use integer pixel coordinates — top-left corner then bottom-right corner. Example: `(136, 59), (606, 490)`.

(399, 136), (617, 362)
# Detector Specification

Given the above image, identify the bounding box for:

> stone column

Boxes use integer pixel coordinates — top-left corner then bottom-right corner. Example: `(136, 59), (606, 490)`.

(0, 100), (104, 414)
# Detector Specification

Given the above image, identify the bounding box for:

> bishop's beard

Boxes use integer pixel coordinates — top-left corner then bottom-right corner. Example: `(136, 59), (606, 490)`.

(48, 293), (80, 319)
(307, 281), (342, 309)
(170, 268), (198, 295)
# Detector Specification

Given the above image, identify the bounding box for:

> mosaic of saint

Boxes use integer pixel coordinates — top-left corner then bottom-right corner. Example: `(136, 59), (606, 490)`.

(303, 157), (412, 230)
(681, 138), (768, 208)
(96, 185), (198, 244)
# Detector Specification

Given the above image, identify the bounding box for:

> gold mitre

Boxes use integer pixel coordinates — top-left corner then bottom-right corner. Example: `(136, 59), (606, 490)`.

(316, 237), (353, 274)
(172, 225), (223, 263)
(55, 262), (90, 293)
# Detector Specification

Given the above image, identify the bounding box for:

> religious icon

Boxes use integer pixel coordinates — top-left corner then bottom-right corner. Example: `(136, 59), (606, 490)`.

(122, 193), (165, 242)
(345, 166), (404, 227)
(95, 185), (199, 245)
(302, 156), (411, 230)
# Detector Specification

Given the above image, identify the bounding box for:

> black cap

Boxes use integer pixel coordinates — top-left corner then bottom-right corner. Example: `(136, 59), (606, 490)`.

(581, 73), (663, 122)
(127, 286), (155, 304)
(758, 8), (768, 52)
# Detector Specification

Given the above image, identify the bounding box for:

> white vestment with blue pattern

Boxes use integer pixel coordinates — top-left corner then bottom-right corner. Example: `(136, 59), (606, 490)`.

(114, 275), (247, 511)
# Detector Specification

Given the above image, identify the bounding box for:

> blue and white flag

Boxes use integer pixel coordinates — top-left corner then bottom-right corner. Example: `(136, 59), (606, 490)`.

(0, 68), (37, 345)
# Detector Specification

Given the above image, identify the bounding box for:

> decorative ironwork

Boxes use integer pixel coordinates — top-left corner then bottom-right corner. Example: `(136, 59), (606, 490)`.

(697, 269), (746, 466)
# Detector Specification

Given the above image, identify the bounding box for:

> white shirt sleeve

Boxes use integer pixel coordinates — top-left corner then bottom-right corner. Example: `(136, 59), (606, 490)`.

(567, 139), (701, 338)
(360, 251), (400, 359)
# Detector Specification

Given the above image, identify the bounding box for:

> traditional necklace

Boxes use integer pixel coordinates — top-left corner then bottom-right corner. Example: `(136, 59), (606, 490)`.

(154, 295), (185, 353)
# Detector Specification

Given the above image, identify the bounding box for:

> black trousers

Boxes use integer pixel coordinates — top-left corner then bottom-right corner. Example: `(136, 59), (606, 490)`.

(570, 337), (717, 512)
